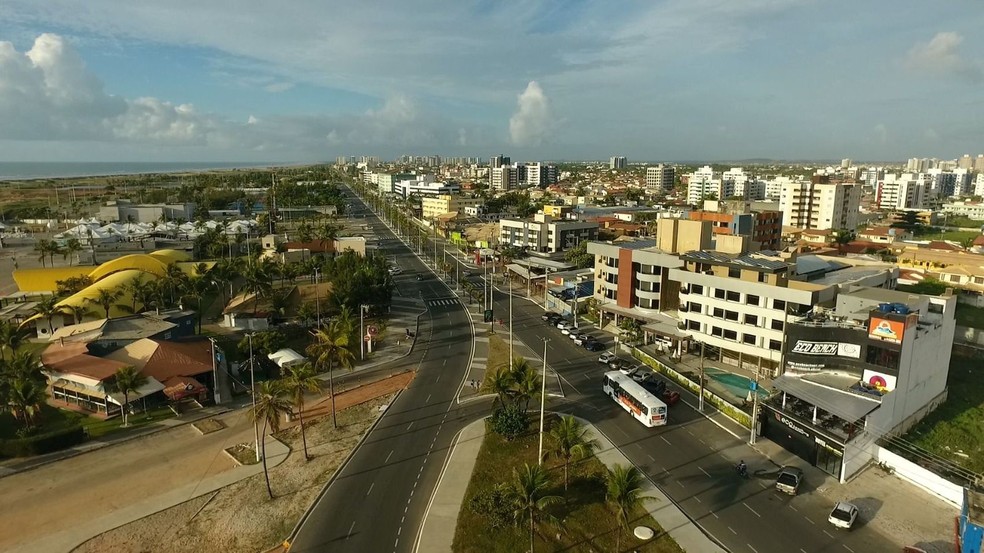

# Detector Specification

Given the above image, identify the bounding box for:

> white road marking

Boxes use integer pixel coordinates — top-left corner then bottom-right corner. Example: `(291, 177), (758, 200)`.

(647, 455), (655, 461)
(660, 436), (672, 445)
(435, 375), (441, 383)
(843, 545), (855, 552)
(407, 422), (414, 430)
(823, 530), (834, 538)
(698, 466), (711, 478)
(443, 359), (447, 366)
(385, 450), (394, 463)
(366, 483), (374, 496)
(743, 502), (760, 518)
(346, 521), (356, 538)
(426, 394), (431, 403)
(712, 512), (719, 519)
(789, 505), (798, 512)
(728, 526), (737, 535)
(748, 545), (759, 553)
(694, 496), (701, 503)
(805, 516), (815, 525)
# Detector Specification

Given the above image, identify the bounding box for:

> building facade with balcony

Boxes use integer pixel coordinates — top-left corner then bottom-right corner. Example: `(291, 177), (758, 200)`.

(420, 194), (484, 221)
(499, 212), (598, 253)
(780, 181), (860, 230)
(762, 287), (956, 482)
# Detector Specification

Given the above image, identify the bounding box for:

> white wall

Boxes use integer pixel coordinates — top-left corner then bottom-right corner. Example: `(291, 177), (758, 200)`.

(875, 447), (964, 508)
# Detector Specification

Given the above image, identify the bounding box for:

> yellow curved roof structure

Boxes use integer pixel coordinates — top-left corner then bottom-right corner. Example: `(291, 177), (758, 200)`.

(88, 254), (170, 283)
(56, 269), (149, 319)
(13, 267), (91, 293)
(148, 249), (192, 264)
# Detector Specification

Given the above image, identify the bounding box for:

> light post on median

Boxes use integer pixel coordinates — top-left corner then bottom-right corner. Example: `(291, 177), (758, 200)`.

(537, 337), (549, 465)
(360, 304), (370, 360)
(698, 341), (706, 412)
(247, 332), (261, 462)
(314, 267), (322, 328)
(509, 267), (514, 363)
(208, 337), (221, 405)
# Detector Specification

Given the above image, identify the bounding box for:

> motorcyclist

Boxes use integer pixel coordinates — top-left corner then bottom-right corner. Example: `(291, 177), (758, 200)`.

(736, 460), (748, 477)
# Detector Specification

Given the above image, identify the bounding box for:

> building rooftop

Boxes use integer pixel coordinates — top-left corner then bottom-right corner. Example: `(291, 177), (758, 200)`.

(49, 315), (177, 343)
(681, 250), (789, 271)
(841, 287), (924, 308)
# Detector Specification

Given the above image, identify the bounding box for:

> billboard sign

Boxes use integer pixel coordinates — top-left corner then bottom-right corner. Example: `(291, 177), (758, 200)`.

(790, 340), (862, 359)
(869, 317), (905, 343)
(862, 370), (898, 393)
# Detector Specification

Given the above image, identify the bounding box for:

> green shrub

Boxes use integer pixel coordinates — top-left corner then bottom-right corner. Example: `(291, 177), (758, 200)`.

(489, 404), (530, 441)
(468, 483), (512, 529)
(0, 425), (86, 457)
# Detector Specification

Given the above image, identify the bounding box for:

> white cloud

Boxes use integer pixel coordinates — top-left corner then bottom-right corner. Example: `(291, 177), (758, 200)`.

(264, 82), (294, 93)
(509, 81), (552, 147)
(905, 32), (982, 81)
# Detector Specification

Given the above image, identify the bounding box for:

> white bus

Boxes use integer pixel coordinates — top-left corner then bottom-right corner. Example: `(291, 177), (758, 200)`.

(602, 371), (668, 427)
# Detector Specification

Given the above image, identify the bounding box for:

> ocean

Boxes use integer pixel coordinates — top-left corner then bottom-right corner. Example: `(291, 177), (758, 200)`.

(0, 161), (307, 182)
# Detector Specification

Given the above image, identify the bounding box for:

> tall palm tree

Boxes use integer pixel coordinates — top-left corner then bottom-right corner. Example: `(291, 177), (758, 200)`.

(34, 239), (50, 268)
(250, 380), (292, 499)
(487, 365), (515, 411)
(65, 238), (82, 266)
(510, 358), (541, 412)
(32, 295), (63, 336)
(0, 321), (28, 361)
(548, 416), (597, 490)
(605, 464), (650, 552)
(119, 275), (152, 314)
(306, 320), (356, 429)
(505, 463), (562, 553)
(242, 261), (274, 316)
(6, 377), (47, 429)
(283, 363), (322, 460)
(110, 366), (147, 427)
(86, 288), (123, 319)
(62, 304), (91, 325)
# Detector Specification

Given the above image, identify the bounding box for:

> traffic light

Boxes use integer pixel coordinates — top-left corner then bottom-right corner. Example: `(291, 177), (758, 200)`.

(484, 309), (494, 323)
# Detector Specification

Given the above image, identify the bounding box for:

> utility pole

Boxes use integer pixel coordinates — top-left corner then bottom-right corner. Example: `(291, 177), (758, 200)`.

(509, 269), (514, 364)
(314, 267), (321, 328)
(208, 337), (221, 405)
(360, 304), (369, 360)
(572, 279), (579, 330)
(538, 338), (549, 465)
(247, 333), (260, 462)
(750, 367), (761, 445)
(698, 341), (706, 412)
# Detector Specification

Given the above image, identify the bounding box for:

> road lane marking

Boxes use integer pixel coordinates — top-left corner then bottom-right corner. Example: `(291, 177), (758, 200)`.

(805, 516), (815, 525)
(366, 483), (374, 496)
(426, 394), (431, 403)
(698, 466), (711, 478)
(748, 545), (759, 553)
(436, 375), (441, 383)
(789, 505), (798, 512)
(728, 526), (737, 535)
(647, 455), (655, 461)
(347, 521), (356, 539)
(385, 450), (394, 463)
(712, 512), (718, 519)
(843, 546), (854, 552)
(743, 502), (760, 518)
(407, 422), (414, 430)
(443, 359), (447, 366)
(823, 530), (833, 538)
(694, 496), (701, 503)
(660, 436), (672, 445)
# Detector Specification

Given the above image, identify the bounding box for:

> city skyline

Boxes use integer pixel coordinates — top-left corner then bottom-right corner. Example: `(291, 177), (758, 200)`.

(0, 1), (982, 162)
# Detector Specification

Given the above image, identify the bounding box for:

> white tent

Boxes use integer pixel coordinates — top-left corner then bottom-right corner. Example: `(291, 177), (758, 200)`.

(267, 348), (306, 369)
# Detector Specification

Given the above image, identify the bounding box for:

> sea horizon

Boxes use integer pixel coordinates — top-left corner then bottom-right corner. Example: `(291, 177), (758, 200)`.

(0, 161), (316, 182)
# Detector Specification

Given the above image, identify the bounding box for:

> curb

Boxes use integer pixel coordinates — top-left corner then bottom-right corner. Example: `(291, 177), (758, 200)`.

(283, 387), (407, 548)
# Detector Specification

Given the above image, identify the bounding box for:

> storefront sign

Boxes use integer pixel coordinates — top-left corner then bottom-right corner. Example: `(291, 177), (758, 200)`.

(791, 340), (862, 359)
(777, 413), (811, 439)
(869, 317), (905, 343)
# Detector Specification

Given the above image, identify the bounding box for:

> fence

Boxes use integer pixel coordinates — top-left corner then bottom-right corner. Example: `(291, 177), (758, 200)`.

(874, 446), (964, 508)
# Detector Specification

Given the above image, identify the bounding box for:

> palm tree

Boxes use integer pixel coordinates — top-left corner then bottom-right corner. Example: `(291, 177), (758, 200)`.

(86, 288), (123, 319)
(306, 320), (356, 429)
(6, 377), (47, 429)
(62, 304), (91, 325)
(605, 464), (650, 552)
(32, 295), (63, 337)
(548, 416), (597, 490)
(834, 229), (855, 253)
(65, 238), (82, 266)
(119, 275), (152, 314)
(242, 261), (274, 316)
(0, 321), (27, 361)
(34, 239), (50, 268)
(249, 380), (292, 499)
(487, 365), (515, 410)
(510, 358), (540, 412)
(282, 362), (323, 459)
(505, 463), (562, 553)
(110, 366), (147, 426)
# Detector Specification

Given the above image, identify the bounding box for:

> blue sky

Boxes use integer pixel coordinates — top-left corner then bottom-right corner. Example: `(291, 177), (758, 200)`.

(0, 0), (981, 162)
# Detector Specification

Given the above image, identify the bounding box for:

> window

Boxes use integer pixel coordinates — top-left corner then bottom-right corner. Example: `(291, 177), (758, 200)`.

(769, 339), (782, 351)
(743, 334), (757, 345)
(773, 299), (786, 311)
(712, 307), (725, 318)
(728, 267), (741, 278)
(771, 319), (784, 331)
(711, 326), (723, 337)
(688, 320), (701, 331)
(745, 314), (758, 325)
(723, 329), (738, 341)
(758, 272), (767, 282)
(692, 284), (704, 294)
(714, 288), (726, 299)
(726, 291), (740, 302)
(975, 277), (984, 285)
(949, 275), (961, 283)
(689, 302), (702, 313)
(747, 295), (760, 306)
(725, 310), (739, 321)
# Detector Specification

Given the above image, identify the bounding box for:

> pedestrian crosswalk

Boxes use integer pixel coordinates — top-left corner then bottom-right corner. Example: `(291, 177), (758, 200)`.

(426, 298), (460, 307)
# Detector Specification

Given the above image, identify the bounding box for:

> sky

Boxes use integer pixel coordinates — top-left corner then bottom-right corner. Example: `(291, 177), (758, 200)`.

(0, 1), (982, 163)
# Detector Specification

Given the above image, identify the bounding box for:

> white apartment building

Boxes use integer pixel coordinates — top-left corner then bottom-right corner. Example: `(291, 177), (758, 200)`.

(687, 166), (732, 204)
(670, 250), (836, 374)
(975, 173), (984, 198)
(877, 174), (924, 210)
(499, 212), (599, 253)
(645, 164), (675, 193)
(942, 201), (984, 220)
(420, 194), (484, 221)
(491, 166), (518, 191)
(610, 156), (627, 170)
(393, 175), (460, 198)
(764, 176), (800, 200)
(780, 181), (861, 230)
(722, 168), (753, 198)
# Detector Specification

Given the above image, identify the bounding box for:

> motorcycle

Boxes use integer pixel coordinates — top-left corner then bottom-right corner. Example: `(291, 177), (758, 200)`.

(735, 463), (749, 479)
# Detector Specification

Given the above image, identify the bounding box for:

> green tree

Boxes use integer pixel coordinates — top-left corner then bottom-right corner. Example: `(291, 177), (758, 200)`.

(907, 277), (948, 295)
(5, 377), (47, 430)
(618, 318), (642, 345)
(505, 463), (562, 553)
(563, 241), (593, 269)
(833, 229), (855, 253)
(110, 366), (148, 427)
(62, 304), (91, 325)
(0, 321), (28, 361)
(64, 238), (82, 266)
(605, 464), (651, 552)
(548, 416), (597, 490)
(283, 363), (322, 460)
(86, 288), (123, 319)
(487, 365), (515, 411)
(510, 357), (540, 412)
(32, 295), (64, 336)
(249, 380), (293, 499)
(307, 320), (356, 429)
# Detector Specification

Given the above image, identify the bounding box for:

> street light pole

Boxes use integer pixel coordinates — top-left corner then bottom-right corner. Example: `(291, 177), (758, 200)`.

(698, 341), (706, 412)
(208, 337), (221, 405)
(509, 269), (514, 364)
(314, 267), (321, 328)
(538, 338), (549, 465)
(360, 304), (368, 360)
(247, 333), (260, 462)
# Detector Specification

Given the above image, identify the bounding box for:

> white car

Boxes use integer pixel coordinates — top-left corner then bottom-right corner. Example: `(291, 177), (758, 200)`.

(560, 327), (571, 336)
(828, 502), (859, 529)
(599, 352), (617, 364)
(389, 266), (403, 275)
(556, 322), (570, 331)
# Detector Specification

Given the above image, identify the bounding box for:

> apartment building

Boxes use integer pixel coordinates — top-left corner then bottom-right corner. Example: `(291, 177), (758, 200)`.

(490, 154), (510, 168)
(491, 166), (518, 191)
(670, 250), (836, 374)
(645, 164), (675, 193)
(764, 288), (956, 482)
(610, 156), (627, 170)
(686, 166), (733, 205)
(499, 212), (599, 253)
(687, 201), (782, 251)
(393, 176), (460, 198)
(877, 174), (924, 210)
(420, 194), (484, 221)
(942, 201), (984, 220)
(780, 180), (861, 230)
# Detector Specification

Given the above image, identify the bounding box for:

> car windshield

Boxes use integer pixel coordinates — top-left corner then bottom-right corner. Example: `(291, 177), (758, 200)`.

(777, 473), (798, 486)
(831, 506), (852, 521)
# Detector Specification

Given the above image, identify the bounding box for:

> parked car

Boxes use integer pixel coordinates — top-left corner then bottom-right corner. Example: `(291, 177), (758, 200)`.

(641, 378), (666, 397)
(541, 312), (558, 321)
(775, 467), (804, 496)
(584, 341), (605, 352)
(546, 314), (562, 325)
(599, 352), (617, 364)
(630, 370), (652, 383)
(618, 365), (638, 377)
(556, 321), (572, 332)
(608, 359), (628, 371)
(462, 270), (472, 277)
(828, 502), (859, 529)
(561, 327), (572, 336)
(573, 334), (592, 346)
(389, 266), (403, 275)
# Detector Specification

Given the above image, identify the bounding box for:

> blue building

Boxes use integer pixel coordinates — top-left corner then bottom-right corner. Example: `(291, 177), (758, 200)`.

(961, 488), (983, 553)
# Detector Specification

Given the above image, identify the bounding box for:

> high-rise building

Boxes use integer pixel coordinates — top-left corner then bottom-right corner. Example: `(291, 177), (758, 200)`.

(780, 181), (861, 230)
(490, 154), (510, 168)
(645, 164), (675, 192)
(609, 156), (627, 170)
(841, 159), (852, 169)
(688, 203), (782, 251)
(686, 166), (731, 204)
(877, 174), (924, 210)
(499, 212), (598, 253)
(975, 155), (984, 172)
(958, 154), (974, 170)
(975, 173), (984, 197)
(490, 166), (517, 191)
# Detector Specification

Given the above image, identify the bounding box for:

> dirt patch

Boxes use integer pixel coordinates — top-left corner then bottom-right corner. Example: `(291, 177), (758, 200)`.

(193, 418), (227, 435)
(73, 395), (396, 553)
(224, 443), (259, 466)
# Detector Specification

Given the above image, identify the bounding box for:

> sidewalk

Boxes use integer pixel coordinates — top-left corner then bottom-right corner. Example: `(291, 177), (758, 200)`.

(416, 418), (726, 553)
(0, 404), (233, 479)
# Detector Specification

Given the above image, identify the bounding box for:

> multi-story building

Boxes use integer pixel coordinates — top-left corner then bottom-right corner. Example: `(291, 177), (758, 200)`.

(764, 288), (956, 482)
(98, 201), (196, 223)
(499, 212), (598, 254)
(490, 154), (510, 168)
(392, 175), (460, 198)
(670, 249), (836, 375)
(877, 174), (924, 210)
(645, 164), (675, 193)
(975, 173), (984, 198)
(687, 202), (782, 251)
(420, 194), (485, 221)
(609, 156), (627, 170)
(942, 201), (984, 220)
(490, 166), (518, 191)
(686, 166), (731, 205)
(959, 154), (975, 170)
(780, 180), (861, 230)
(374, 172), (415, 195)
